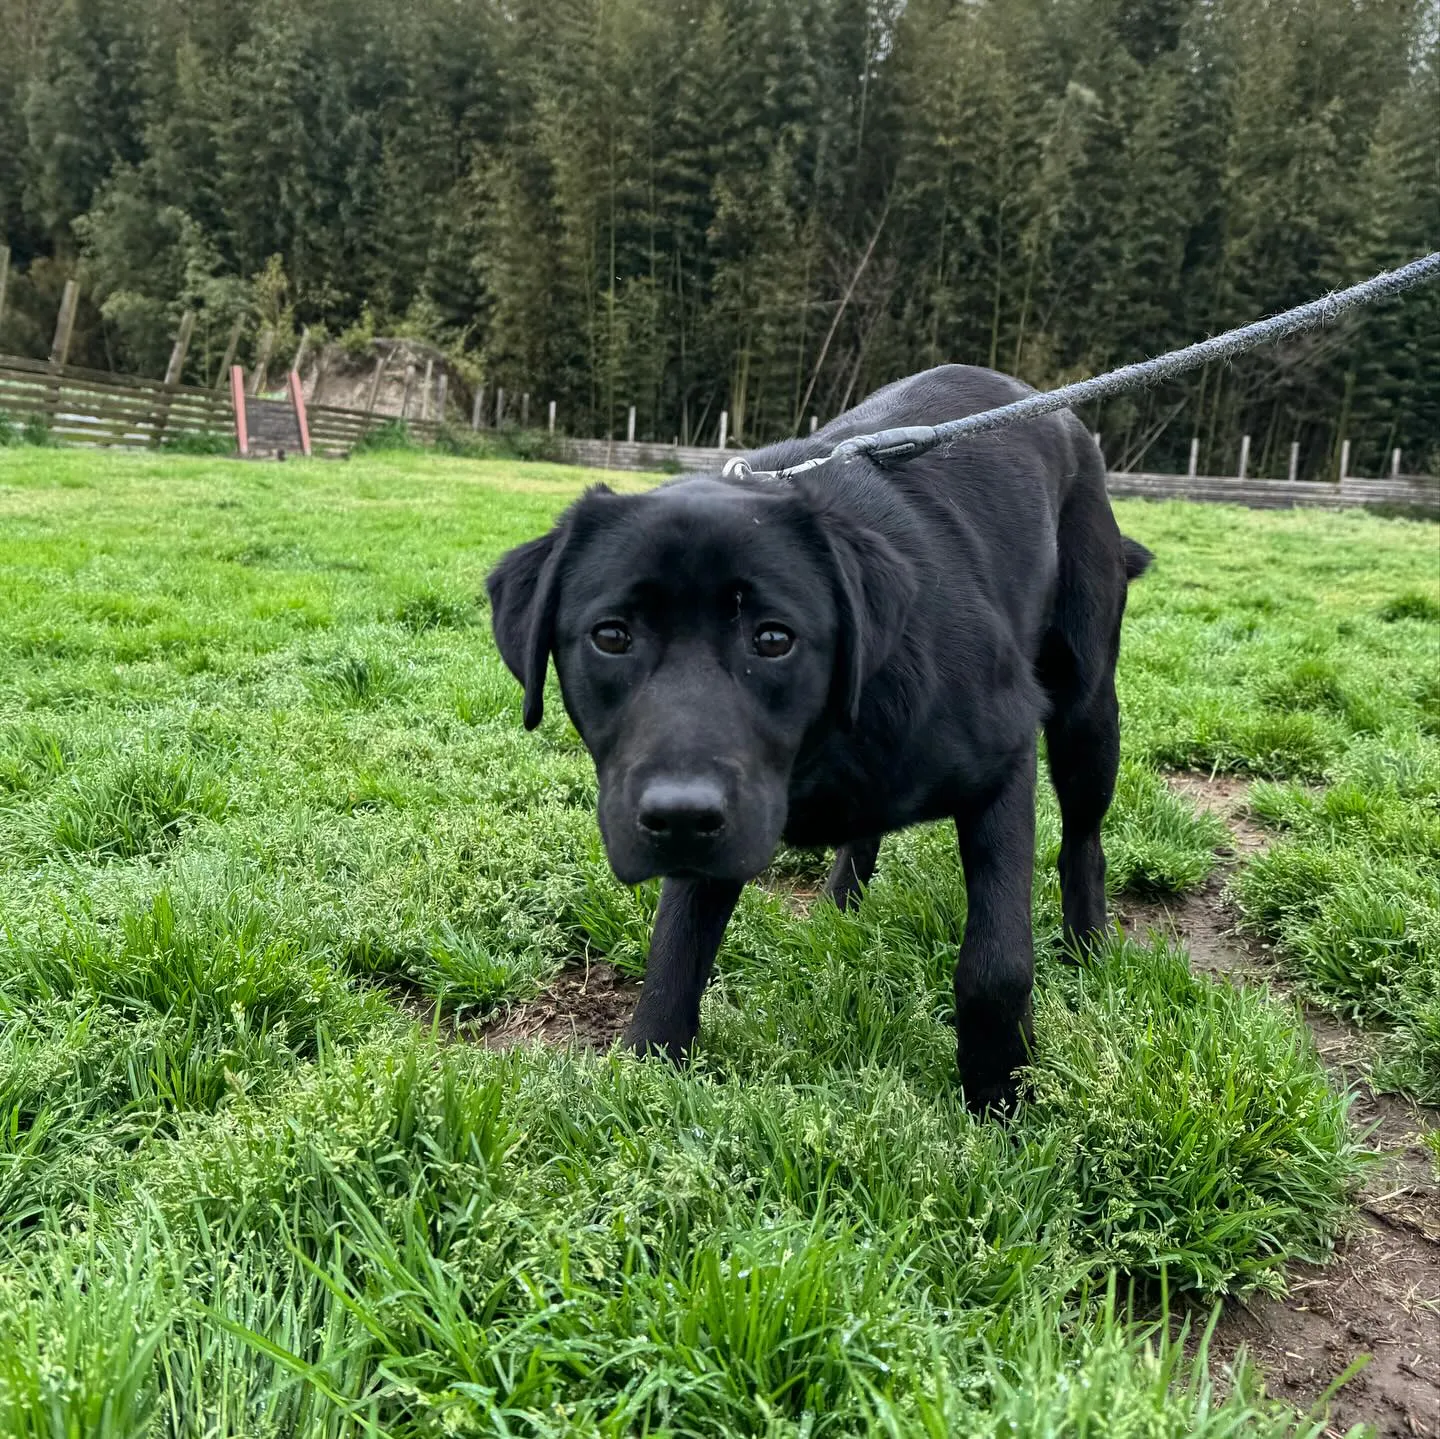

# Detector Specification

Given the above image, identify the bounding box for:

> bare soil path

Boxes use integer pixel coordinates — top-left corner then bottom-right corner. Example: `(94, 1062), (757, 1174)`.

(1120, 774), (1440, 1439)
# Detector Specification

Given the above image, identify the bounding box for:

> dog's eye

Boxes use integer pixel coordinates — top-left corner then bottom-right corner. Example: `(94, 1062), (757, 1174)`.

(753, 626), (794, 658)
(590, 622), (632, 655)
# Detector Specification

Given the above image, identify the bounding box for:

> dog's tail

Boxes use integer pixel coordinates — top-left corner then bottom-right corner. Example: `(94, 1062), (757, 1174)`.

(1121, 536), (1154, 581)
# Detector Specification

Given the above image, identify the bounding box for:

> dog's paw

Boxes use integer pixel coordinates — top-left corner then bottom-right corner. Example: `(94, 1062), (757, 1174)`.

(960, 1074), (1023, 1121)
(957, 1042), (1031, 1119)
(1059, 919), (1119, 964)
(622, 1025), (692, 1066)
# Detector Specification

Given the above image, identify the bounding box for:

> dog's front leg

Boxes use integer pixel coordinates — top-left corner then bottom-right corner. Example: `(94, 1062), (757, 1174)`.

(624, 876), (743, 1063)
(953, 744), (1037, 1117)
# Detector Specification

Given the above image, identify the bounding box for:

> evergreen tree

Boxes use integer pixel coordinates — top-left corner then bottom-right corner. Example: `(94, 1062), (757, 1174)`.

(0, 0), (1431, 469)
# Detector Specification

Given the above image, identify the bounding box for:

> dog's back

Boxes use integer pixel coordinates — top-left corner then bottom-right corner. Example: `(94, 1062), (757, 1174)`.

(744, 363), (1143, 695)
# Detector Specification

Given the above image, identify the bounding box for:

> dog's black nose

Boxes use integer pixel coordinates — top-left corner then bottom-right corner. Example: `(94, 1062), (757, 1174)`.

(636, 778), (727, 840)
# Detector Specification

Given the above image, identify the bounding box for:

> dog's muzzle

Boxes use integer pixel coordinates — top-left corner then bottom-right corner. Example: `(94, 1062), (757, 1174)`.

(600, 763), (782, 885)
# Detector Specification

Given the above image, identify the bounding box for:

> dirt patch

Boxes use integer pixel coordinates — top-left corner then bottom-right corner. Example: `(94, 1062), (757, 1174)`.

(1118, 874), (1269, 982)
(477, 960), (641, 1051)
(1164, 770), (1273, 855)
(758, 874), (824, 916)
(1140, 773), (1440, 1437)
(1210, 1187), (1440, 1438)
(302, 338), (469, 422)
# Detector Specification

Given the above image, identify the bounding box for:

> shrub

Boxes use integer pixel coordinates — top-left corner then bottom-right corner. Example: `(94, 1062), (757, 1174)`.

(1379, 590), (1440, 623)
(352, 418), (416, 453)
(162, 431), (235, 456)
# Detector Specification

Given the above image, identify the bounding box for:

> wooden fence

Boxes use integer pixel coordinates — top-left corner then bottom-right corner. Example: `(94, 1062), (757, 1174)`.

(0, 353), (233, 449)
(1104, 469), (1438, 512)
(0, 352), (439, 457)
(558, 436), (1438, 514)
(2, 349), (1435, 514)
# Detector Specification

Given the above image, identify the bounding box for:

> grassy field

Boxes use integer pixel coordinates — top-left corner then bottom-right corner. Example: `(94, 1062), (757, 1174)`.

(0, 446), (1436, 1436)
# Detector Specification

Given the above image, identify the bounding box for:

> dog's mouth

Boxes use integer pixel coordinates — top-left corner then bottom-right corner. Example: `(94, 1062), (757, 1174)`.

(599, 803), (781, 887)
(606, 844), (775, 888)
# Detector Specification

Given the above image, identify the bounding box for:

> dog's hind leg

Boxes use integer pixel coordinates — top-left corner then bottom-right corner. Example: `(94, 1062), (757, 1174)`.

(624, 876), (743, 1063)
(822, 836), (881, 912)
(953, 746), (1037, 1116)
(1039, 472), (1130, 952)
(1045, 673), (1120, 950)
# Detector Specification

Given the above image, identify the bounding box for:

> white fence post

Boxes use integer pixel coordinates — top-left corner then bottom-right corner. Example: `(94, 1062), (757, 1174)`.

(810, 415), (818, 434)
(495, 387), (505, 427)
(1288, 442), (1299, 483)
(627, 405), (636, 443)
(1339, 439), (1350, 482)
(472, 387), (484, 430)
(548, 400), (557, 433)
(718, 410), (728, 450)
(521, 392), (530, 427)
(1391, 447), (1401, 478)
(1187, 437), (1199, 477)
(1237, 434), (1250, 481)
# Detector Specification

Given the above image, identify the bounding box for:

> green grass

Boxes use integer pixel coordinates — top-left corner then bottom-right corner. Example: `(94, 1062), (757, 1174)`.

(0, 446), (1434, 1434)
(1111, 503), (1440, 1101)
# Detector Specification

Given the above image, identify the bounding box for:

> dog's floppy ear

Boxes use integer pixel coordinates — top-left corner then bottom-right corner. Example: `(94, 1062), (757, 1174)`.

(820, 516), (917, 729)
(486, 485), (614, 730)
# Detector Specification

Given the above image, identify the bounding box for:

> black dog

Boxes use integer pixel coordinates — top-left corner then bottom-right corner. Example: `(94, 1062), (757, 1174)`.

(488, 364), (1151, 1113)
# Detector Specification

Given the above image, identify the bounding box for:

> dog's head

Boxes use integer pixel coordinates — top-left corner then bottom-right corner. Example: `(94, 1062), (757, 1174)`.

(486, 477), (915, 884)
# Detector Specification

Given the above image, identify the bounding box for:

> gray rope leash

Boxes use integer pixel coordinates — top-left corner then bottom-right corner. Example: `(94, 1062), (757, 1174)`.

(722, 250), (1440, 483)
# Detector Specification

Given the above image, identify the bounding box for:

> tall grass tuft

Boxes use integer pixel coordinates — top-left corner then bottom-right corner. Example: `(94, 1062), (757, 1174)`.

(50, 751), (228, 858)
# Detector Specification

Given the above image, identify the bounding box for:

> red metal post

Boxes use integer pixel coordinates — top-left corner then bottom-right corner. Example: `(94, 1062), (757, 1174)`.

(230, 365), (248, 456)
(288, 369), (312, 457)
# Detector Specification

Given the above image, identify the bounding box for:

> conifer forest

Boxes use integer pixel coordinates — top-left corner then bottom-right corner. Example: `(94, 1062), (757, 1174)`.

(1, 0), (1436, 475)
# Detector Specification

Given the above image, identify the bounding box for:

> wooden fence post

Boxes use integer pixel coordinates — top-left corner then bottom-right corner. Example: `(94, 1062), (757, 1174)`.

(421, 358), (434, 421)
(548, 400), (556, 433)
(50, 280), (80, 366)
(153, 309), (196, 447)
(521, 392), (530, 427)
(1288, 442), (1300, 483)
(248, 328), (275, 396)
(400, 363), (416, 420)
(1237, 434), (1250, 481)
(293, 326), (312, 383)
(214, 315), (245, 390)
(472, 386), (484, 430)
(0, 244), (10, 338)
(364, 350), (390, 419)
(1338, 439), (1350, 482)
(627, 405), (636, 443)
(44, 279), (81, 430)
(810, 415), (818, 434)
(718, 410), (728, 450)
(1391, 448), (1401, 478)
(1187, 437), (1199, 477)
(495, 387), (505, 427)
(164, 310), (196, 387)
(436, 373), (448, 424)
